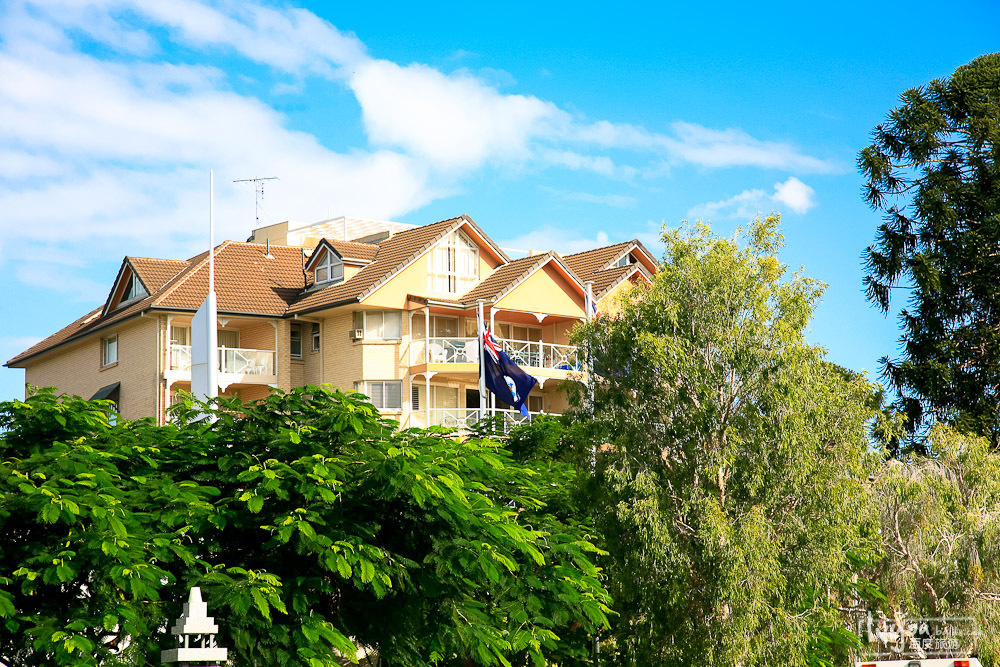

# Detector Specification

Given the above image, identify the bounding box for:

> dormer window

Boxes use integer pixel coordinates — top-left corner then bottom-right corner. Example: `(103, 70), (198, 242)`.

(314, 250), (344, 286)
(122, 274), (147, 301)
(429, 230), (478, 294)
(612, 253), (634, 268)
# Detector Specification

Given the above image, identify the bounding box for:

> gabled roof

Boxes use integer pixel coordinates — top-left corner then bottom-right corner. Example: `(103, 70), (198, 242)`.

(562, 239), (658, 300)
(288, 214), (509, 314)
(305, 239), (379, 268)
(457, 252), (586, 307)
(7, 242), (306, 366)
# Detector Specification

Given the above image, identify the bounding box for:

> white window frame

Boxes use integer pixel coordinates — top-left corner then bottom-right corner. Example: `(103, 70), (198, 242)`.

(357, 311), (402, 340)
(612, 254), (633, 268)
(356, 380), (403, 410)
(314, 250), (344, 286)
(428, 230), (478, 294)
(290, 325), (302, 360)
(102, 335), (118, 366)
(311, 323), (321, 351)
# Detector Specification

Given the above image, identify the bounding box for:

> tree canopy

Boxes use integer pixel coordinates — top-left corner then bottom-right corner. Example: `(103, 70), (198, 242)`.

(568, 216), (884, 666)
(0, 387), (610, 667)
(859, 52), (1000, 447)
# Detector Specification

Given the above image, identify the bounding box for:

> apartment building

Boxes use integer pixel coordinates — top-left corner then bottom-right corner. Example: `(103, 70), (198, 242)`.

(6, 215), (656, 428)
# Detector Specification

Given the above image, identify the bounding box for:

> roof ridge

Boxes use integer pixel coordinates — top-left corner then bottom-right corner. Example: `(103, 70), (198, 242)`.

(357, 217), (464, 301)
(154, 240), (233, 307)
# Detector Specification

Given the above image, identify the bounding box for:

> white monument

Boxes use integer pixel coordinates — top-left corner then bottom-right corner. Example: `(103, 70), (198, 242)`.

(161, 587), (228, 665)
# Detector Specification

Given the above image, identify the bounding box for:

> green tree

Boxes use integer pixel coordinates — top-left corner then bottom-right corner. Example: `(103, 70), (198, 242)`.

(0, 387), (611, 667)
(866, 424), (1000, 661)
(569, 216), (884, 666)
(859, 52), (1000, 447)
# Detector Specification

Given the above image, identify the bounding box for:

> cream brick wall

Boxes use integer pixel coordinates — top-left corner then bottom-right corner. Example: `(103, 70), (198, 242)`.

(275, 319), (293, 391)
(322, 310), (364, 392)
(24, 317), (160, 420)
(239, 320), (277, 351)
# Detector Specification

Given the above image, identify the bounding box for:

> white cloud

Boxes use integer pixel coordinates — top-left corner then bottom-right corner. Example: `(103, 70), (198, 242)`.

(350, 59), (564, 171)
(688, 177), (817, 220)
(0, 0), (831, 302)
(540, 186), (637, 209)
(664, 122), (836, 173)
(771, 177), (815, 213)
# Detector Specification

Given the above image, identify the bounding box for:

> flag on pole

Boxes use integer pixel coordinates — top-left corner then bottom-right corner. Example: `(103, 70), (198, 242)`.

(590, 299), (601, 321)
(481, 326), (537, 418)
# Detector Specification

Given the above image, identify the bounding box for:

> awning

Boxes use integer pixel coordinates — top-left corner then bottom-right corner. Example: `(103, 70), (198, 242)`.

(90, 382), (120, 401)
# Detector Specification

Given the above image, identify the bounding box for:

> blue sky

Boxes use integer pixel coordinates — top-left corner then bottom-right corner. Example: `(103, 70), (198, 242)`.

(1, 0), (998, 401)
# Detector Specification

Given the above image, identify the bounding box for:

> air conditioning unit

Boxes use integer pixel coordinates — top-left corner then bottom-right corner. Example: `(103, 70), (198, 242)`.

(351, 328), (364, 341)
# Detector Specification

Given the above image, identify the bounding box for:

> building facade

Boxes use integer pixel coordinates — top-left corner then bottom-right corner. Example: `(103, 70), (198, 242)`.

(6, 215), (656, 428)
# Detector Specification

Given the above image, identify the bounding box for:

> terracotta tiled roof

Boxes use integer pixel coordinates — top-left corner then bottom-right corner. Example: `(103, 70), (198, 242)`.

(155, 242), (305, 314)
(7, 242), (305, 366)
(562, 240), (657, 301)
(8, 214), (619, 366)
(561, 242), (633, 277)
(459, 254), (551, 305)
(457, 252), (586, 306)
(289, 215), (471, 314)
(589, 266), (635, 300)
(326, 240), (378, 263)
(129, 257), (188, 292)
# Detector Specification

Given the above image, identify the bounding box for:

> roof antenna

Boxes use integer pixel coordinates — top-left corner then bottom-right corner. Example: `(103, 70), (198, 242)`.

(234, 176), (279, 228)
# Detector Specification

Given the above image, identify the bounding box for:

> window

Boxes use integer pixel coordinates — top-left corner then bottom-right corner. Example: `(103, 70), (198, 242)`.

(290, 325), (302, 359)
(171, 326), (189, 346)
(428, 230), (478, 294)
(356, 381), (402, 410)
(612, 253), (634, 268)
(411, 385), (420, 410)
(102, 335), (118, 366)
(218, 330), (240, 349)
(122, 274), (147, 303)
(355, 311), (402, 340)
(314, 250), (344, 285)
(495, 323), (542, 342)
(312, 323), (321, 351)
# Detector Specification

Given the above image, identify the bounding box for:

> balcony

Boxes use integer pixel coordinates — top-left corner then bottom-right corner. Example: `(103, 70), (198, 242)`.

(409, 337), (580, 374)
(166, 344), (277, 386)
(407, 408), (559, 432)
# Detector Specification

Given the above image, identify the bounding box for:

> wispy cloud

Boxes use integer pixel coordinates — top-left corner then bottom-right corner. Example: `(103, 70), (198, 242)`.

(688, 177), (817, 220)
(0, 0), (829, 298)
(540, 186), (637, 208)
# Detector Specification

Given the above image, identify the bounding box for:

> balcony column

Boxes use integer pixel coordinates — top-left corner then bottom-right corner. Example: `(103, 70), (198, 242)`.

(425, 372), (431, 425)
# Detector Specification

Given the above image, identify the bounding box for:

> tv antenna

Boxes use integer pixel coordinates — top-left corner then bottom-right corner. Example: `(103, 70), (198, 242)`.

(234, 176), (278, 228)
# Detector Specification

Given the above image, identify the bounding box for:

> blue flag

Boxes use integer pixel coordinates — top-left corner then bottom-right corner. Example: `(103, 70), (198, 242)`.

(482, 328), (537, 418)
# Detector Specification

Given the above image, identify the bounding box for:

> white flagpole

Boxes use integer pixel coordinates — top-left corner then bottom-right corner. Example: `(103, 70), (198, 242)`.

(191, 171), (219, 407)
(477, 301), (486, 401)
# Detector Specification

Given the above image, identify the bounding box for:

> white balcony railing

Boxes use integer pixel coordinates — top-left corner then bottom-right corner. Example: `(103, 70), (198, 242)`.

(409, 337), (579, 371)
(502, 339), (580, 371)
(408, 408), (558, 431)
(169, 344), (275, 375)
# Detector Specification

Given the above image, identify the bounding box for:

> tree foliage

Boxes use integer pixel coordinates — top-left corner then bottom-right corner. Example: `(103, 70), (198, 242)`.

(866, 424), (1000, 661)
(0, 387), (610, 667)
(859, 52), (1000, 446)
(569, 216), (884, 666)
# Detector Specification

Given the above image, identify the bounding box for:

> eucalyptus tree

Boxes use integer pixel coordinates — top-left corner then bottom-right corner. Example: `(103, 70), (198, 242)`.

(571, 216), (884, 666)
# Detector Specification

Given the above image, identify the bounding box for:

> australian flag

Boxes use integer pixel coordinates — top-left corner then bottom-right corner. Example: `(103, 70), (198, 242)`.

(482, 328), (537, 418)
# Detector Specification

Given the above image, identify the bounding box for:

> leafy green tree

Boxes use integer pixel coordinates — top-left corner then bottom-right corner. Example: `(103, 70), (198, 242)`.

(859, 52), (1000, 447)
(866, 424), (1000, 661)
(0, 387), (610, 667)
(569, 216), (884, 666)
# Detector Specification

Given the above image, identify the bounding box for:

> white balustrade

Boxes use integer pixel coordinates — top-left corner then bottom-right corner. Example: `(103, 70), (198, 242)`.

(409, 336), (579, 371)
(409, 408), (558, 431)
(169, 344), (275, 375)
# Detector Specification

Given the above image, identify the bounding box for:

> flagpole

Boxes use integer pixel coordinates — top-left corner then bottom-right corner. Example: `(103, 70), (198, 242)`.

(191, 171), (218, 411)
(477, 301), (486, 402)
